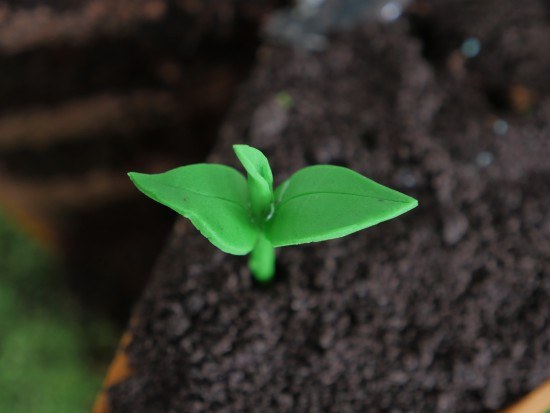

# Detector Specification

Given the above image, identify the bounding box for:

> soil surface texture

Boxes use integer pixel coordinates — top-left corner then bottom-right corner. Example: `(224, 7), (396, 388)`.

(108, 1), (550, 411)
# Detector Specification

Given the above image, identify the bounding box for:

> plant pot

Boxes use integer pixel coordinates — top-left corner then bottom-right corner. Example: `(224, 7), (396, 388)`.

(99, 1), (550, 411)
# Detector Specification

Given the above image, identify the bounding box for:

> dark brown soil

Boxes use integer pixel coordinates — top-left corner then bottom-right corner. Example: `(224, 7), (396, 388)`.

(108, 1), (550, 411)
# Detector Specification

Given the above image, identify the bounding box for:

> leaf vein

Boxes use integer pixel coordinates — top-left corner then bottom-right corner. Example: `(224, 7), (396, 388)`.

(155, 183), (249, 212)
(275, 191), (412, 210)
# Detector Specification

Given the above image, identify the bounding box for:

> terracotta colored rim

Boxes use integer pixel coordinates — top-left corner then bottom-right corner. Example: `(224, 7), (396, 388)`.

(92, 326), (134, 413)
(499, 380), (550, 413)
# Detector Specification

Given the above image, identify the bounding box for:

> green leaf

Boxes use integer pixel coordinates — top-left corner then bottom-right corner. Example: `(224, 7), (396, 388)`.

(233, 145), (274, 224)
(266, 165), (418, 247)
(128, 164), (258, 255)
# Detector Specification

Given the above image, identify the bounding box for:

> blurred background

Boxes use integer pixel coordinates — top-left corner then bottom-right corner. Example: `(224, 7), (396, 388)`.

(0, 0), (549, 412)
(0, 0), (283, 411)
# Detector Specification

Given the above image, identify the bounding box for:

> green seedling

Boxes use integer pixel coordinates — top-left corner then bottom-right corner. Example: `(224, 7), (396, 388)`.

(128, 145), (417, 282)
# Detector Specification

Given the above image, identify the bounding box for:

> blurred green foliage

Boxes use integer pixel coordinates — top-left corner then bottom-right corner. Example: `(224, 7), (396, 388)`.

(0, 212), (115, 412)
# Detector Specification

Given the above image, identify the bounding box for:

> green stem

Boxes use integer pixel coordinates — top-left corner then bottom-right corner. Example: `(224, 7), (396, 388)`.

(249, 232), (275, 282)
(248, 178), (273, 225)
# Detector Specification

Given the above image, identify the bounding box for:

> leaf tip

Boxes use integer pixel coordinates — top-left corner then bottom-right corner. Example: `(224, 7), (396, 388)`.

(399, 194), (418, 214)
(395, 196), (418, 220)
(232, 144), (249, 155)
(127, 171), (138, 183)
(127, 172), (151, 193)
(128, 171), (149, 185)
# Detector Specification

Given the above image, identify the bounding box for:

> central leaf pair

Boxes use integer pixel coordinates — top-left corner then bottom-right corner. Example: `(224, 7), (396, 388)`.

(128, 144), (418, 282)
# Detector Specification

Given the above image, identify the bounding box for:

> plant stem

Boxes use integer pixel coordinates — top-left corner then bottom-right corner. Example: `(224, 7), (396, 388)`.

(249, 232), (275, 282)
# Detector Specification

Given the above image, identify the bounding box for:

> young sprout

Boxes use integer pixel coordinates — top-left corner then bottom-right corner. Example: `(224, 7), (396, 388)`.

(128, 145), (417, 282)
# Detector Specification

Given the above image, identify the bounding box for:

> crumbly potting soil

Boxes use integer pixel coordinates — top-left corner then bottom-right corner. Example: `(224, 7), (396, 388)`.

(108, 1), (550, 411)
